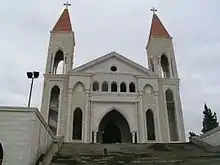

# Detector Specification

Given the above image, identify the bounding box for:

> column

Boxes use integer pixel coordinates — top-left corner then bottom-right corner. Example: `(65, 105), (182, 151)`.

(87, 100), (92, 143)
(61, 96), (68, 137)
(132, 132), (135, 143)
(175, 88), (186, 142)
(89, 101), (93, 143)
(66, 90), (73, 142)
(161, 89), (170, 142)
(138, 92), (145, 143)
(154, 91), (162, 142)
(94, 131), (97, 143)
(57, 88), (62, 136)
(40, 81), (47, 122)
(169, 59), (173, 78)
(136, 103), (140, 143)
(157, 57), (162, 77)
(83, 89), (89, 143)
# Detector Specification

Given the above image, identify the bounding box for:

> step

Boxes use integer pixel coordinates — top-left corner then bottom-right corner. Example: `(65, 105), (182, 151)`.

(50, 143), (220, 165)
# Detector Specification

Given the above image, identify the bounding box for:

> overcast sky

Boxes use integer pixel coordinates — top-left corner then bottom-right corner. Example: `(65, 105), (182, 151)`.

(0, 0), (219, 137)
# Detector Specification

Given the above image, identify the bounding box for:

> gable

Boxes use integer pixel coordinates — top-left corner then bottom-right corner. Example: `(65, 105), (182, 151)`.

(72, 52), (154, 76)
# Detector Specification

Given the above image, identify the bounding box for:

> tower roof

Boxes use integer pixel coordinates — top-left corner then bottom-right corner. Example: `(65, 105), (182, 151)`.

(52, 8), (72, 32)
(149, 14), (171, 38)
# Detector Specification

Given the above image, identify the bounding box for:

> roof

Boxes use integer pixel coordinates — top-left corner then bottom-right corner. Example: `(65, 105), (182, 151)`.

(149, 14), (171, 38)
(52, 8), (72, 32)
(72, 51), (156, 76)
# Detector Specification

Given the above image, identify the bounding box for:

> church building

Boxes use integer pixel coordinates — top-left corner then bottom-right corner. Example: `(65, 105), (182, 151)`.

(40, 7), (186, 144)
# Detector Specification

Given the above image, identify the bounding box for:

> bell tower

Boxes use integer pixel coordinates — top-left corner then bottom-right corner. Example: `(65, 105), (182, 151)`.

(45, 5), (75, 74)
(41, 4), (75, 136)
(146, 9), (178, 79)
(146, 9), (186, 142)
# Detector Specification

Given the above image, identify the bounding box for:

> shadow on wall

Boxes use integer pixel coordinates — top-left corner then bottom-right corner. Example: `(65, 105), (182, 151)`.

(0, 142), (3, 165)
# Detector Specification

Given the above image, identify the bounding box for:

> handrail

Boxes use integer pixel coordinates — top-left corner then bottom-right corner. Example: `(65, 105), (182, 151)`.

(191, 136), (220, 152)
(199, 126), (220, 139)
(39, 136), (64, 165)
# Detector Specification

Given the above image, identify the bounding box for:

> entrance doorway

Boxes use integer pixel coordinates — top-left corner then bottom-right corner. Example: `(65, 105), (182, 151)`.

(103, 122), (121, 143)
(98, 110), (131, 143)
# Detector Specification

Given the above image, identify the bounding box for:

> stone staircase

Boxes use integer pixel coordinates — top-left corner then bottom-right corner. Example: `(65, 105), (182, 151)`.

(50, 142), (220, 165)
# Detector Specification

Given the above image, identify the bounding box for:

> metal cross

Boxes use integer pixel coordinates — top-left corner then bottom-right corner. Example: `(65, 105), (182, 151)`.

(64, 1), (71, 8)
(150, 7), (157, 14)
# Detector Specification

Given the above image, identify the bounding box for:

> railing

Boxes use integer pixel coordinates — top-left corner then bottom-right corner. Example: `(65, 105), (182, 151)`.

(191, 136), (220, 152)
(39, 136), (64, 165)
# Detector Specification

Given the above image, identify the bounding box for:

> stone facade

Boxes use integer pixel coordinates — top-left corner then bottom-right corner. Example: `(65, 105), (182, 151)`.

(40, 9), (186, 144)
(41, 51), (186, 143)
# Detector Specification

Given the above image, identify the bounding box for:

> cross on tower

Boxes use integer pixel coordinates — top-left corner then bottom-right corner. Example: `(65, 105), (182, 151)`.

(64, 1), (71, 8)
(150, 7), (157, 14)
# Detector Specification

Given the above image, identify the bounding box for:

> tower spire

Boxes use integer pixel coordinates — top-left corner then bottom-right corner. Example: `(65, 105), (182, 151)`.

(52, 4), (72, 32)
(149, 9), (170, 38)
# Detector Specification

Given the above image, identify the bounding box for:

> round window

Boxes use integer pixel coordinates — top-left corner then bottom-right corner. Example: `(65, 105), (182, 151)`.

(111, 66), (117, 72)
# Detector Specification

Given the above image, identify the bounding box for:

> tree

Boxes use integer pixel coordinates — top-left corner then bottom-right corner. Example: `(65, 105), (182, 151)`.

(188, 132), (197, 141)
(189, 132), (197, 137)
(201, 104), (219, 134)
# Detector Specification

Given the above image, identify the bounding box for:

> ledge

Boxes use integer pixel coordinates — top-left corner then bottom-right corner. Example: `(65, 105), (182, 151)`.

(199, 126), (220, 139)
(0, 106), (54, 138)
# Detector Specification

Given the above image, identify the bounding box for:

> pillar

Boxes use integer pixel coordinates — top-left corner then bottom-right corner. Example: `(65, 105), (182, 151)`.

(94, 131), (97, 143)
(138, 92), (145, 143)
(57, 86), (62, 136)
(175, 87), (186, 142)
(66, 89), (73, 141)
(154, 91), (162, 142)
(132, 132), (135, 143)
(83, 89), (89, 143)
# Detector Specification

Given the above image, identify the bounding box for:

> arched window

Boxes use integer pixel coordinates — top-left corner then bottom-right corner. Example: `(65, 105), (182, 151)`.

(53, 50), (65, 74)
(48, 86), (60, 135)
(92, 81), (99, 92)
(111, 82), (117, 92)
(120, 82), (126, 92)
(129, 82), (136, 93)
(150, 58), (154, 72)
(102, 81), (108, 92)
(73, 82), (85, 92)
(161, 54), (170, 78)
(165, 89), (178, 141)
(72, 108), (83, 140)
(0, 142), (3, 165)
(146, 109), (156, 140)
(144, 84), (154, 94)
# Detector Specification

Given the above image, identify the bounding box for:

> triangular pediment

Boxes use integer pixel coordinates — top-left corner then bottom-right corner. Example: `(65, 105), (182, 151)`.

(71, 52), (155, 76)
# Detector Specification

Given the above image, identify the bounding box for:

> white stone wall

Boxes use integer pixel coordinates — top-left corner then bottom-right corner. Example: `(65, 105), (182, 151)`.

(63, 72), (186, 143)
(81, 57), (147, 75)
(0, 107), (54, 165)
(41, 51), (186, 144)
(147, 37), (178, 79)
(45, 32), (75, 74)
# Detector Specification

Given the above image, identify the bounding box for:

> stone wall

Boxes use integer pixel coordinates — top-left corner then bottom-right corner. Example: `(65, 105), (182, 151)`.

(0, 107), (54, 165)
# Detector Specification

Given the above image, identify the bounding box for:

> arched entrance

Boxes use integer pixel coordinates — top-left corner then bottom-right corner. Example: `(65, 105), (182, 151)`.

(98, 110), (131, 143)
(103, 122), (121, 143)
